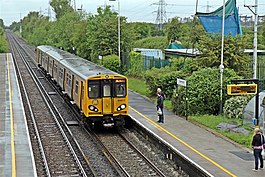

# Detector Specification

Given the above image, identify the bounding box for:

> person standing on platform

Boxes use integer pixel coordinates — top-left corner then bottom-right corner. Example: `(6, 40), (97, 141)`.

(251, 127), (265, 171)
(157, 88), (166, 100)
(156, 88), (164, 123)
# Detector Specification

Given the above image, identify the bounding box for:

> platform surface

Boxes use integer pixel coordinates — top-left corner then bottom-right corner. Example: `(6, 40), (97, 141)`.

(129, 90), (264, 177)
(0, 53), (37, 177)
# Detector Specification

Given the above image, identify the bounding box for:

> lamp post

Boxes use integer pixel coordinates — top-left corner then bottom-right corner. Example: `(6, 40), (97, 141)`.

(109, 0), (121, 66)
(244, 0), (259, 127)
(219, 0), (225, 114)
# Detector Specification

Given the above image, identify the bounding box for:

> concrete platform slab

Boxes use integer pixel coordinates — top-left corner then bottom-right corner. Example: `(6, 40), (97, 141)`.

(0, 53), (37, 177)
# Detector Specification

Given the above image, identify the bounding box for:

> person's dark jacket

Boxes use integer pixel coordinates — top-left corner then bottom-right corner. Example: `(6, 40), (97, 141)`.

(157, 95), (164, 109)
(252, 132), (265, 149)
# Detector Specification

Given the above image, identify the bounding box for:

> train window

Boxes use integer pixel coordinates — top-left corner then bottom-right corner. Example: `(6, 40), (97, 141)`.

(38, 53), (41, 61)
(115, 80), (126, 97)
(69, 74), (72, 85)
(46, 56), (49, 65)
(49, 60), (53, 68)
(42, 54), (45, 62)
(102, 80), (112, 97)
(88, 81), (100, 98)
(75, 80), (79, 94)
(66, 73), (72, 85)
(103, 85), (111, 97)
(66, 73), (69, 85)
(59, 68), (63, 78)
(54, 64), (57, 73)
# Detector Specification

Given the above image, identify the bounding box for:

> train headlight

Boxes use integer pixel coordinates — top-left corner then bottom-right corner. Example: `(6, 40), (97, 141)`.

(89, 105), (98, 112)
(121, 104), (126, 109)
(117, 104), (126, 111)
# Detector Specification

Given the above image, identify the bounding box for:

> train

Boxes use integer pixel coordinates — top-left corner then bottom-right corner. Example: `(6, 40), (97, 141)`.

(36, 45), (129, 127)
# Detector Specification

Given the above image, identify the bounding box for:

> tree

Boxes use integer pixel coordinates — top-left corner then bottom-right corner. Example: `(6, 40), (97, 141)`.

(164, 17), (182, 42)
(195, 34), (252, 78)
(260, 20), (265, 50)
(21, 12), (45, 40)
(183, 17), (206, 48)
(0, 19), (4, 28)
(133, 36), (168, 49)
(48, 11), (80, 51)
(0, 27), (8, 52)
(71, 19), (89, 58)
(86, 6), (117, 62)
(178, 68), (240, 115)
(50, 0), (74, 19)
(126, 22), (154, 40)
(86, 6), (132, 62)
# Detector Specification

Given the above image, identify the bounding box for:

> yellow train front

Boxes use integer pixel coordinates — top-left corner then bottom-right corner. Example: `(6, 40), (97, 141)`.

(36, 45), (129, 127)
(84, 75), (129, 127)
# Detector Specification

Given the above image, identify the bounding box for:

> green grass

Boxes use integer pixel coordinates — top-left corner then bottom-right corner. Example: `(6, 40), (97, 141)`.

(128, 77), (253, 148)
(189, 115), (253, 148)
(128, 77), (147, 96)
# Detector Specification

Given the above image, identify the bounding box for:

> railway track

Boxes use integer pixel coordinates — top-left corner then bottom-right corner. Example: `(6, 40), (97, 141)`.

(7, 32), (89, 177)
(7, 32), (126, 177)
(6, 32), (198, 177)
(95, 129), (167, 177)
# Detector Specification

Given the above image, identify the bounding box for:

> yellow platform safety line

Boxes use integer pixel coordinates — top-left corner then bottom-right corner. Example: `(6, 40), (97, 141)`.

(7, 54), (16, 177)
(129, 106), (237, 177)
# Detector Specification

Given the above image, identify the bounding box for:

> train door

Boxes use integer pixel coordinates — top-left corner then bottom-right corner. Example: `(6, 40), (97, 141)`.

(41, 53), (45, 67)
(80, 81), (84, 110)
(37, 49), (41, 64)
(51, 60), (54, 77)
(102, 80), (112, 114)
(46, 56), (49, 72)
(63, 68), (66, 91)
(71, 74), (75, 100)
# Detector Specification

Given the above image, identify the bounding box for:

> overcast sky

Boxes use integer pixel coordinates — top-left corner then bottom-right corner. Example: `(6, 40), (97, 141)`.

(0, 0), (264, 26)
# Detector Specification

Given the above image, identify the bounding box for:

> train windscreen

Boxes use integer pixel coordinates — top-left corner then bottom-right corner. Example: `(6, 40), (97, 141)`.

(88, 79), (126, 98)
(88, 81), (100, 98)
(114, 79), (126, 97)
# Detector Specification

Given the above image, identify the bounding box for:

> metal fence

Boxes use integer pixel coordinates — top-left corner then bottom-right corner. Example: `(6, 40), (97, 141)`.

(121, 52), (172, 71)
(142, 55), (172, 70)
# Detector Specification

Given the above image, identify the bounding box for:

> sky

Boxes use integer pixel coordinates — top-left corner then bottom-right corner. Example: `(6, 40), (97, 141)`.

(0, 0), (264, 26)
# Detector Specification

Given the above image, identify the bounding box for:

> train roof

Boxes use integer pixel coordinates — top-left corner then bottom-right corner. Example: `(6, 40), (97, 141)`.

(37, 45), (123, 79)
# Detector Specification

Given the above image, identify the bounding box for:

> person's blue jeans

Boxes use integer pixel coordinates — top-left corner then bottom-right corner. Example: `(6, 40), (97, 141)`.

(253, 149), (263, 170)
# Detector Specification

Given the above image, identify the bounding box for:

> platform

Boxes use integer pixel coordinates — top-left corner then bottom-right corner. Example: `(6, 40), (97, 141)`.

(128, 90), (264, 177)
(0, 53), (37, 177)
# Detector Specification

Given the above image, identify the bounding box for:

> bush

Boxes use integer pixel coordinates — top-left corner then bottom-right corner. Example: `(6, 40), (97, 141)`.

(144, 67), (187, 98)
(173, 68), (241, 115)
(126, 51), (145, 78)
(224, 96), (251, 119)
(0, 28), (8, 53)
(101, 55), (120, 73)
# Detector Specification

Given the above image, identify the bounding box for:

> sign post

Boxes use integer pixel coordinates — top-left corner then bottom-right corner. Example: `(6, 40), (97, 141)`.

(177, 78), (188, 120)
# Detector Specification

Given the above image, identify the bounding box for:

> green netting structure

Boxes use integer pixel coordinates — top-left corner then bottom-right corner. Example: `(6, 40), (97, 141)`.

(196, 0), (242, 36)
